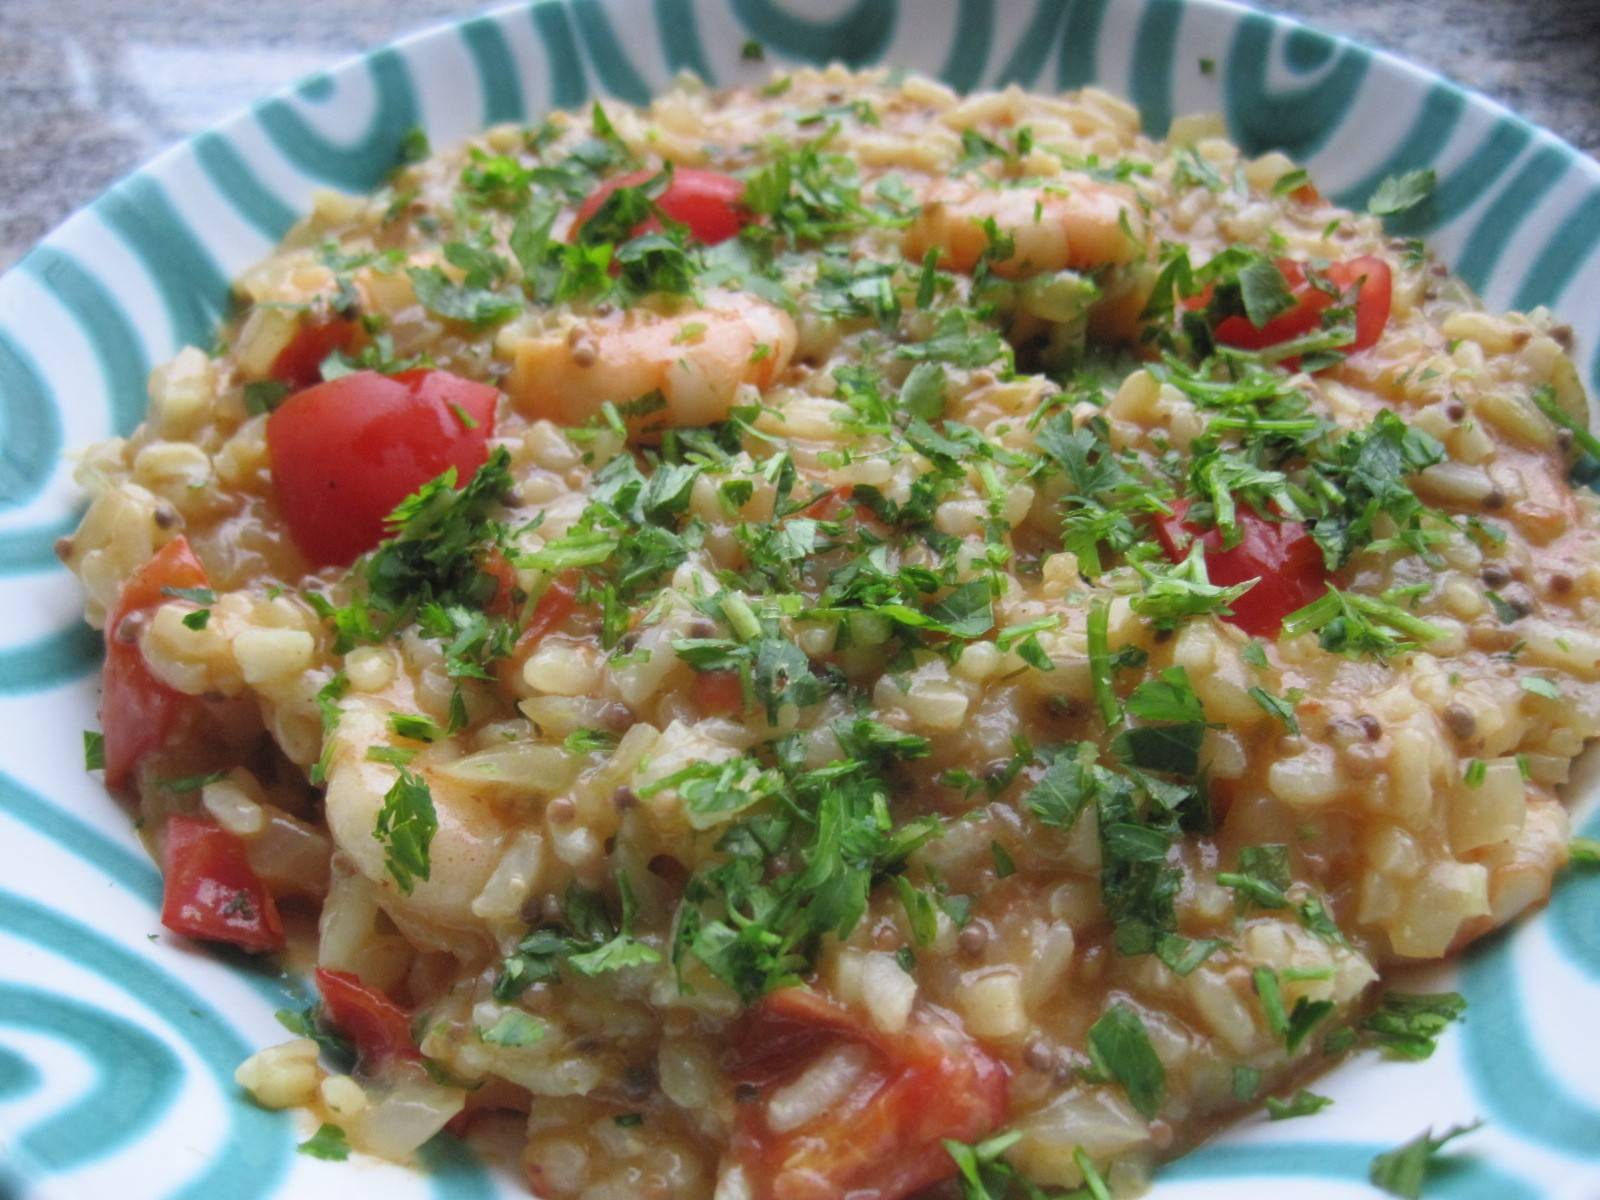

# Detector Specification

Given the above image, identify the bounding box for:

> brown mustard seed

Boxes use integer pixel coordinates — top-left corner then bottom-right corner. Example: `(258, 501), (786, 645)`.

(613, 786), (638, 811)
(1550, 572), (1574, 595)
(1441, 702), (1477, 740)
(153, 506), (178, 529)
(1484, 488), (1507, 510)
(53, 536), (74, 562)
(958, 923), (990, 956)
(1445, 400), (1466, 421)
(622, 1064), (656, 1098)
(1357, 714), (1382, 741)
(1481, 564), (1512, 587)
(546, 796), (576, 824)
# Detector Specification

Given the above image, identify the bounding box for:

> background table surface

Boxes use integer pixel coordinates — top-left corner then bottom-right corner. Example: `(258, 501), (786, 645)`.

(2, 0), (1597, 272)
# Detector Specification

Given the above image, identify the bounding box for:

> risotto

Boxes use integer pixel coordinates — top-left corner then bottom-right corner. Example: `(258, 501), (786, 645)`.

(64, 64), (1596, 1199)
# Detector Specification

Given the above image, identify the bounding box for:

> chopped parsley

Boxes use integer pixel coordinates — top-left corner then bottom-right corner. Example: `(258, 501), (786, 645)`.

(1265, 1088), (1333, 1120)
(1281, 586), (1444, 660)
(297, 1123), (351, 1161)
(1369, 1122), (1482, 1199)
(1085, 1002), (1166, 1118)
(1360, 991), (1467, 1060)
(1367, 168), (1437, 218)
(373, 767), (437, 895)
(478, 1009), (547, 1047)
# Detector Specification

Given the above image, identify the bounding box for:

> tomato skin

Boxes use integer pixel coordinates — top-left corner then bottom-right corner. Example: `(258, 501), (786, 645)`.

(799, 485), (856, 522)
(269, 316), (361, 389)
(728, 988), (1009, 1200)
(160, 815), (285, 952)
(1326, 256), (1392, 353)
(1210, 256), (1391, 356)
(1153, 499), (1328, 636)
(265, 369), (498, 567)
(574, 168), (749, 245)
(315, 967), (420, 1066)
(692, 669), (745, 716)
(514, 570), (580, 656)
(100, 537), (211, 788)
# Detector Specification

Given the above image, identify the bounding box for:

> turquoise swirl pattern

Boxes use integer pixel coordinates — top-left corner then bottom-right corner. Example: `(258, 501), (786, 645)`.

(0, 1), (1597, 1197)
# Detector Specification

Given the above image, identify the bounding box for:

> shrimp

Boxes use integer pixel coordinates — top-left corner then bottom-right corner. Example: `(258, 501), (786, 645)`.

(507, 290), (797, 437)
(903, 175), (1145, 277)
(323, 700), (509, 942)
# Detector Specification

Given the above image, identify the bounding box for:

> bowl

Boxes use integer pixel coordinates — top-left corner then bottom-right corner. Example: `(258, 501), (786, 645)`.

(1, 1), (1596, 1196)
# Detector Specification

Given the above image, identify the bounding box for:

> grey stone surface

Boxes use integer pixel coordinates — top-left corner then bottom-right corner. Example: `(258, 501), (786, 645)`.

(1, 0), (1596, 271)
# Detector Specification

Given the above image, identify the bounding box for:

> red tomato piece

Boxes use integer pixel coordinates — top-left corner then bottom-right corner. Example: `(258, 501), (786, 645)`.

(1211, 256), (1391, 357)
(481, 549), (520, 618)
(799, 485), (856, 522)
(315, 967), (420, 1066)
(573, 168), (749, 246)
(1325, 256), (1392, 353)
(514, 570), (580, 657)
(727, 988), (1009, 1200)
(269, 315), (361, 389)
(160, 815), (285, 952)
(265, 368), (498, 567)
(692, 669), (746, 716)
(100, 537), (211, 788)
(1153, 499), (1328, 637)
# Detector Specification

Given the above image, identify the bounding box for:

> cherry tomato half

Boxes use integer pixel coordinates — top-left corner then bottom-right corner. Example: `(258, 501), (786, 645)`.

(161, 815), (285, 952)
(265, 368), (498, 567)
(1153, 499), (1328, 637)
(727, 988), (1009, 1200)
(100, 537), (211, 788)
(1210, 256), (1392, 356)
(269, 315), (362, 389)
(574, 168), (749, 246)
(315, 967), (420, 1066)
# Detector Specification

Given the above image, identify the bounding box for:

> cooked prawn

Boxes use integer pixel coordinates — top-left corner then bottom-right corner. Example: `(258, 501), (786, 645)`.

(903, 176), (1145, 276)
(323, 700), (509, 938)
(508, 291), (797, 437)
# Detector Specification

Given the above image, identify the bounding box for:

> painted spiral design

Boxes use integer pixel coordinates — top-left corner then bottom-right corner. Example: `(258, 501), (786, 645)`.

(0, 1), (1596, 1194)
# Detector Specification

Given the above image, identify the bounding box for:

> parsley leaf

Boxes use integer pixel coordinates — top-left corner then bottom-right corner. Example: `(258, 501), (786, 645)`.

(1369, 1122), (1482, 1199)
(1361, 991), (1467, 1060)
(1238, 257), (1297, 328)
(1281, 586), (1444, 660)
(1265, 1089), (1334, 1120)
(407, 265), (521, 327)
(297, 1124), (350, 1161)
(1218, 843), (1291, 909)
(1086, 1002), (1166, 1118)
(1249, 685), (1300, 733)
(478, 1009), (546, 1047)
(83, 730), (105, 772)
(1367, 169), (1437, 217)
(1112, 667), (1207, 776)
(565, 872), (663, 976)
(1025, 743), (1098, 831)
(943, 1129), (1025, 1200)
(373, 767), (437, 895)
